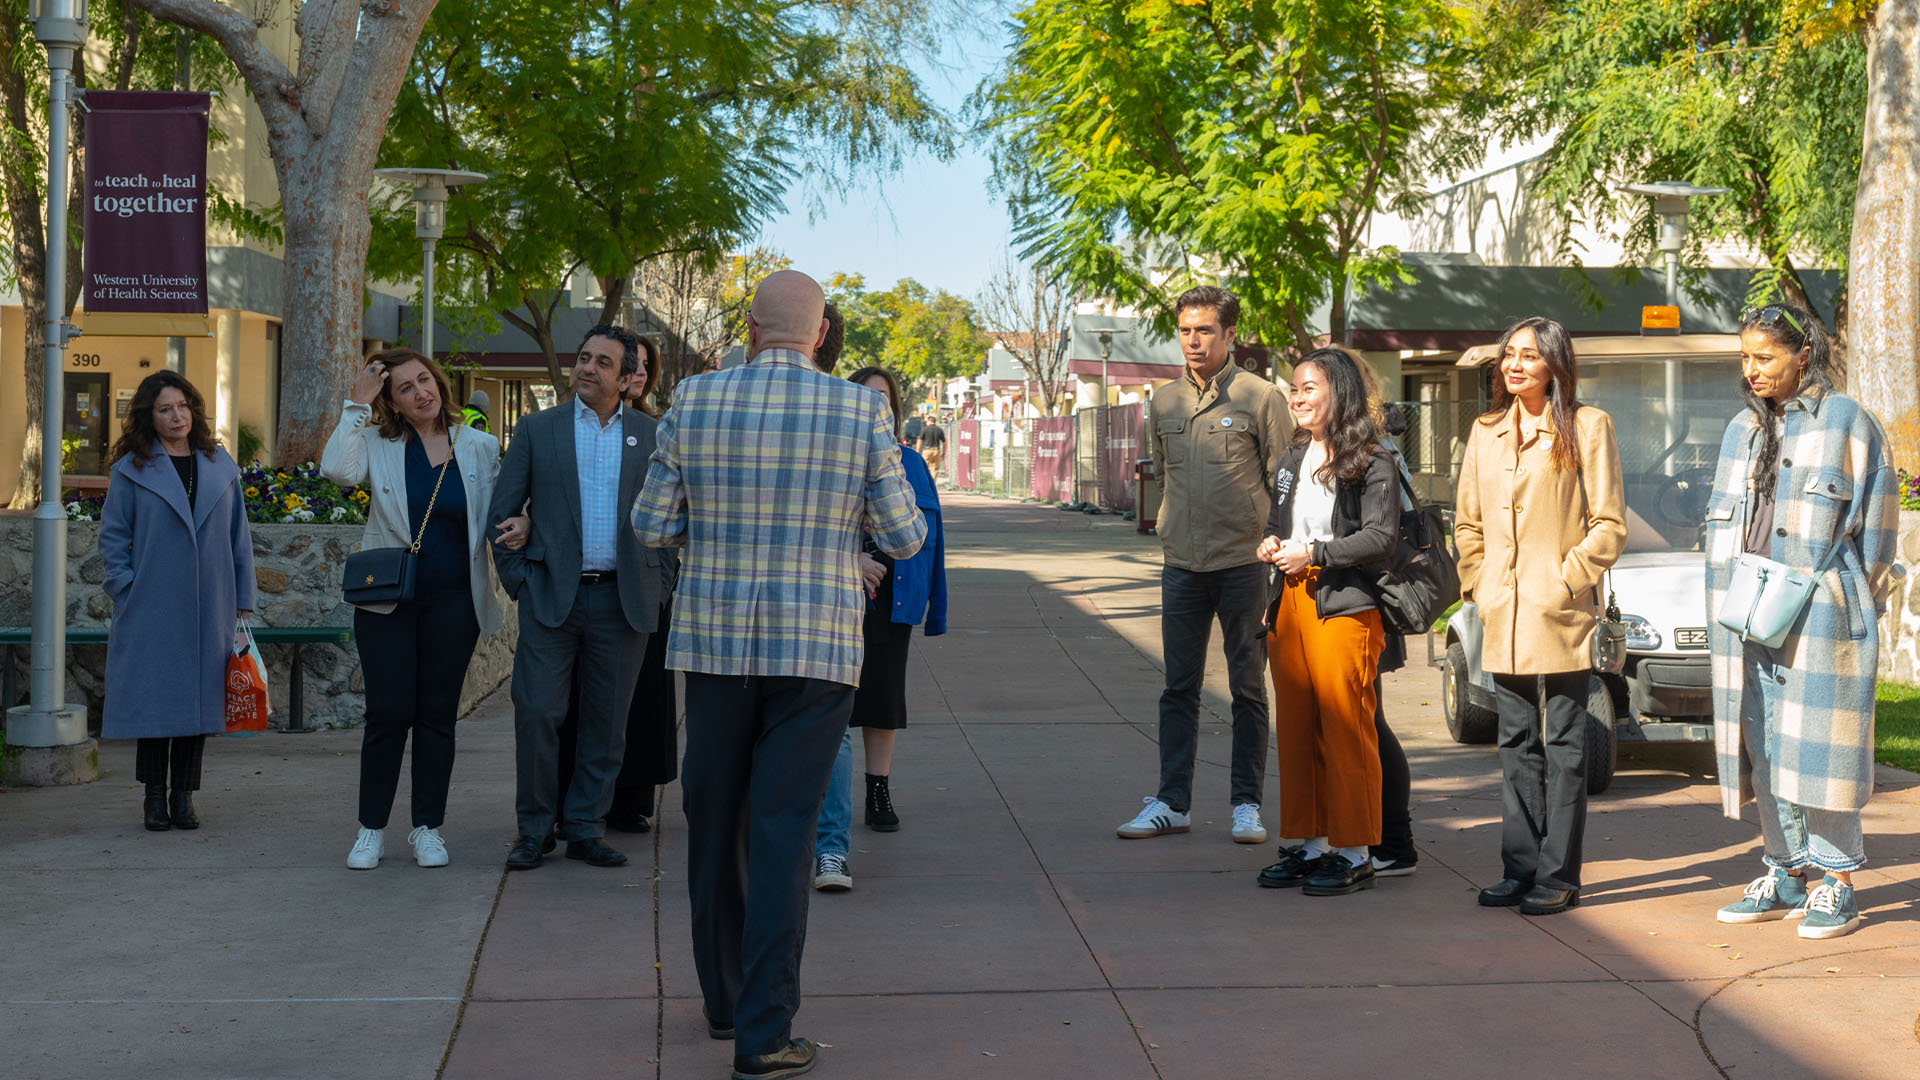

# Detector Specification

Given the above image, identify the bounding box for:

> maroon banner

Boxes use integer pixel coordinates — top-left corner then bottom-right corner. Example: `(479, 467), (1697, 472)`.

(83, 91), (212, 336)
(1029, 417), (1075, 503)
(1100, 404), (1143, 510)
(955, 421), (980, 490)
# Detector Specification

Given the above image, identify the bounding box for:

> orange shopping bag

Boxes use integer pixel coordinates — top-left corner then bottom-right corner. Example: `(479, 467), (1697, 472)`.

(225, 622), (272, 732)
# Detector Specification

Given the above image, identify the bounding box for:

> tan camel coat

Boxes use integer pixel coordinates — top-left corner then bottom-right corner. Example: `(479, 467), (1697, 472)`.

(1455, 401), (1627, 675)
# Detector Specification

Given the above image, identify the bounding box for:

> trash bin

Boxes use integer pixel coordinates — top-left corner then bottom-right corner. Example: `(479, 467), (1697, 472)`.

(1135, 458), (1160, 534)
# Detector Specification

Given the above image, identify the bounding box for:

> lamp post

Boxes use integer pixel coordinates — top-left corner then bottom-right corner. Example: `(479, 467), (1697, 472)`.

(1618, 181), (1732, 309)
(8, 0), (93, 774)
(1086, 325), (1129, 406)
(372, 168), (487, 359)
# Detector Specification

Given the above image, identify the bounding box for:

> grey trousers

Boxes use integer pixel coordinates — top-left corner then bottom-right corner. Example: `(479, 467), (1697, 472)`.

(1157, 562), (1271, 813)
(509, 579), (647, 841)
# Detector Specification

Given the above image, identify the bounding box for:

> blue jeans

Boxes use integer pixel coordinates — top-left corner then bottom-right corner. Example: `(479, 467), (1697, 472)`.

(815, 729), (854, 860)
(1742, 643), (1866, 873)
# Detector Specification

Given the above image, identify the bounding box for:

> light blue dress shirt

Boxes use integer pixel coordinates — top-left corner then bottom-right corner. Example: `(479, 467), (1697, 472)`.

(573, 396), (623, 572)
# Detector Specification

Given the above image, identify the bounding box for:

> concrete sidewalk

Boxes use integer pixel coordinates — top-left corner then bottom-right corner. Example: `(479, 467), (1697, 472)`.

(6, 493), (1918, 1079)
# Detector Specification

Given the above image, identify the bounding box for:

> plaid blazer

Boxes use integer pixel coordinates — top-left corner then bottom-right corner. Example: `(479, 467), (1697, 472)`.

(1705, 390), (1903, 815)
(630, 349), (927, 686)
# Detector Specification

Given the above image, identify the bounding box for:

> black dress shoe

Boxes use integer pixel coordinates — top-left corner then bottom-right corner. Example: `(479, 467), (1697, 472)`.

(732, 1037), (817, 1080)
(143, 787), (171, 832)
(705, 1012), (734, 1040)
(505, 835), (546, 870)
(541, 830), (558, 855)
(1258, 846), (1331, 889)
(168, 790), (199, 830)
(565, 837), (628, 867)
(1477, 878), (1532, 907)
(1303, 854), (1378, 896)
(607, 812), (652, 834)
(1520, 884), (1581, 916)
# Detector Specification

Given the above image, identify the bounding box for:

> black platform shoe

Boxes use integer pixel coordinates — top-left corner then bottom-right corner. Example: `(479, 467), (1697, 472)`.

(143, 783), (171, 832)
(864, 773), (899, 832)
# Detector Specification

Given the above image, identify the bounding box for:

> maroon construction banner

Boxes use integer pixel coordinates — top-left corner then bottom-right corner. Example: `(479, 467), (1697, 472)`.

(955, 420), (980, 490)
(1029, 416), (1075, 502)
(83, 91), (212, 337)
(1100, 404), (1143, 510)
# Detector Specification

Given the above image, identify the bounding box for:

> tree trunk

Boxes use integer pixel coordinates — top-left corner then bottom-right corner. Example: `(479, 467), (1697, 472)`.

(273, 176), (376, 463)
(1848, 0), (1920, 474)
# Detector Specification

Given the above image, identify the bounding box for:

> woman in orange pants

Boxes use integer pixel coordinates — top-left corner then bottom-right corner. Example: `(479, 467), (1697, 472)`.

(1255, 347), (1399, 896)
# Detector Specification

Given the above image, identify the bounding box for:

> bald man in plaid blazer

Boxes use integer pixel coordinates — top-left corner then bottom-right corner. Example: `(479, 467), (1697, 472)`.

(632, 270), (924, 1077)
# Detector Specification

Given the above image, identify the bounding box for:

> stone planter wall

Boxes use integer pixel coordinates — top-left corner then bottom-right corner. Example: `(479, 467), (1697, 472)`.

(1, 518), (516, 731)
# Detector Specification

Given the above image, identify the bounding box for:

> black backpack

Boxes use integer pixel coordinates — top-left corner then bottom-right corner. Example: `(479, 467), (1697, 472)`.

(1374, 471), (1461, 635)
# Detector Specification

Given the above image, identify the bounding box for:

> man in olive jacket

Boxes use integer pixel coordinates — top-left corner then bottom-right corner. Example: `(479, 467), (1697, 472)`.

(1118, 285), (1291, 843)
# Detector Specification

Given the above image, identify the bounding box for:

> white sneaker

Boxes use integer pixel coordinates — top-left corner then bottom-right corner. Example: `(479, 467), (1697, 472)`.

(346, 827), (383, 870)
(1116, 797), (1190, 839)
(1230, 803), (1268, 844)
(408, 825), (449, 868)
(814, 853), (852, 892)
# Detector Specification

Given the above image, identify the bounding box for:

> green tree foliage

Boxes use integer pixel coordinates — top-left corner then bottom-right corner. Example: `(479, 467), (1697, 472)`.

(976, 0), (1474, 350)
(823, 273), (988, 392)
(371, 0), (958, 390)
(1440, 0), (1867, 323)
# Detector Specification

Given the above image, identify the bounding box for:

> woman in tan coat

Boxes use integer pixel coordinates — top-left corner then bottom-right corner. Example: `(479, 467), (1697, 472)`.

(1455, 317), (1626, 916)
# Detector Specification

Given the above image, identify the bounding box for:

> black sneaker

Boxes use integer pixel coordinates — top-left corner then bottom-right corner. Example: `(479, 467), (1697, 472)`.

(1258, 846), (1339, 889)
(1303, 853), (1377, 896)
(1369, 853), (1418, 877)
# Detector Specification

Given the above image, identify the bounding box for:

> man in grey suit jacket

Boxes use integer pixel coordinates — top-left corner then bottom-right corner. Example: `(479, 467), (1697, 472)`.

(488, 324), (663, 870)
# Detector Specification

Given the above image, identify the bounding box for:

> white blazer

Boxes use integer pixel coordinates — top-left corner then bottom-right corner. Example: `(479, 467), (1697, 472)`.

(319, 400), (504, 635)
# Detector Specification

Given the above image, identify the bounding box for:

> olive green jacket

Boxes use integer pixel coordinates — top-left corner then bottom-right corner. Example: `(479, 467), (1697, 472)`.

(1149, 362), (1291, 572)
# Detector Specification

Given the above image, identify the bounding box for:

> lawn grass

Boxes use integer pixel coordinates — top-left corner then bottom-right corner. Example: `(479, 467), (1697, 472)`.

(1878, 682), (1920, 773)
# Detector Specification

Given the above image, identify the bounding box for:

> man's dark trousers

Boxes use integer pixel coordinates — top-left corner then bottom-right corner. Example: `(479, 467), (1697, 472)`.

(682, 672), (853, 1055)
(509, 578), (647, 841)
(1157, 562), (1270, 813)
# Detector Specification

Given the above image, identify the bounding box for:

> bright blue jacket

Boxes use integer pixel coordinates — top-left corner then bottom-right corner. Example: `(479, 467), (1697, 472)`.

(888, 446), (947, 635)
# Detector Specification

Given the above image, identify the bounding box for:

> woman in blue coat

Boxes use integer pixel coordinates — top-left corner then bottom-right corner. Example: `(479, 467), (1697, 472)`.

(98, 371), (256, 831)
(813, 366), (946, 892)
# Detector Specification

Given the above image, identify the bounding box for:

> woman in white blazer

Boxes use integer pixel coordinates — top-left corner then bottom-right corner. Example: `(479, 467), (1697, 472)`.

(321, 348), (502, 870)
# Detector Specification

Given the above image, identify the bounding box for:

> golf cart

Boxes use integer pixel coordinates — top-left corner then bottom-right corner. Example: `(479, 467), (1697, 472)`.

(1438, 333), (1746, 794)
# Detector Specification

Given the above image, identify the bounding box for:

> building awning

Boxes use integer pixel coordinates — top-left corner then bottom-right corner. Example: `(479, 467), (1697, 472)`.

(1455, 333), (1743, 366)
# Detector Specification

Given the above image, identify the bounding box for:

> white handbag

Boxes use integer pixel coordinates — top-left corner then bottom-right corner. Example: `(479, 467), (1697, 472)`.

(1716, 541), (1844, 649)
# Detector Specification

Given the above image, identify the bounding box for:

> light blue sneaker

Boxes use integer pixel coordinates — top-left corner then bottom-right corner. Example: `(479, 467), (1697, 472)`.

(1797, 875), (1861, 939)
(1716, 867), (1809, 923)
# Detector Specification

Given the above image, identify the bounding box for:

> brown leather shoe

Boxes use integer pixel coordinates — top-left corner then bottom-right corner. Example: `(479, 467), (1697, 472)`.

(732, 1037), (817, 1079)
(1520, 884), (1580, 916)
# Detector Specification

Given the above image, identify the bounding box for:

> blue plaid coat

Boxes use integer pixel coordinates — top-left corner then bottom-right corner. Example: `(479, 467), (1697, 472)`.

(1705, 390), (1902, 816)
(630, 349), (926, 687)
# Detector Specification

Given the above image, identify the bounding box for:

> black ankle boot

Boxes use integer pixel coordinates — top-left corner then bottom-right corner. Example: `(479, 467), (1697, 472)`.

(864, 773), (899, 832)
(143, 783), (171, 832)
(168, 788), (199, 830)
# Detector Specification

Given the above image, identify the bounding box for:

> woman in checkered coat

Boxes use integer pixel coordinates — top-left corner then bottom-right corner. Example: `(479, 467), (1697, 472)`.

(1704, 304), (1903, 940)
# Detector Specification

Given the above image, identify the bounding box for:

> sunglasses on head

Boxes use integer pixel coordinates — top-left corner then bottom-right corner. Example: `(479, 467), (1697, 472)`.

(1742, 304), (1806, 337)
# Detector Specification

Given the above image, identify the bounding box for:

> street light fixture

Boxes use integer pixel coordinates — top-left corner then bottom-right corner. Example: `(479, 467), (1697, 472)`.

(1084, 325), (1130, 406)
(11, 0), (92, 763)
(1617, 181), (1732, 309)
(373, 168), (487, 359)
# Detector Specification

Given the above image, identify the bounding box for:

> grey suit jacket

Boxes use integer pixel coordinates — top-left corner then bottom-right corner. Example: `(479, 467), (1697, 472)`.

(487, 399), (663, 632)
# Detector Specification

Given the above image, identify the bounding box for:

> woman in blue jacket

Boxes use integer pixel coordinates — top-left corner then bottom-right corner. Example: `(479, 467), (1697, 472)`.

(813, 365), (947, 892)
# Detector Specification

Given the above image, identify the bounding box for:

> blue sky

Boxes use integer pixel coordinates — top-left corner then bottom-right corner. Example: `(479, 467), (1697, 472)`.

(756, 10), (1016, 301)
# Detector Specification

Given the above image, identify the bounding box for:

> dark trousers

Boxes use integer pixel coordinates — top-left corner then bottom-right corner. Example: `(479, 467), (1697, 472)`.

(354, 590), (482, 829)
(135, 735), (205, 790)
(682, 672), (853, 1056)
(510, 579), (648, 841)
(1373, 682), (1415, 861)
(1157, 562), (1270, 813)
(557, 600), (679, 821)
(1492, 671), (1590, 889)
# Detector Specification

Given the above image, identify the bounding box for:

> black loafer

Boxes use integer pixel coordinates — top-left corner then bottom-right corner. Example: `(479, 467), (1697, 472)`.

(1257, 845), (1319, 889)
(1477, 878), (1532, 907)
(1520, 884), (1580, 916)
(705, 1012), (734, 1040)
(1303, 854), (1377, 896)
(607, 812), (652, 834)
(505, 835), (546, 870)
(565, 837), (628, 867)
(732, 1037), (817, 1080)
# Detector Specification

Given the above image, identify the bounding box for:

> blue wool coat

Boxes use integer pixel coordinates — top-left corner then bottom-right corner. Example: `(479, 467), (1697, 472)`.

(1704, 390), (1902, 816)
(98, 444), (257, 739)
(887, 447), (947, 636)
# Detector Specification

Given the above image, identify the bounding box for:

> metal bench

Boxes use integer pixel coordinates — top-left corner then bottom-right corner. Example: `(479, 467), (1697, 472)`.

(0, 625), (354, 733)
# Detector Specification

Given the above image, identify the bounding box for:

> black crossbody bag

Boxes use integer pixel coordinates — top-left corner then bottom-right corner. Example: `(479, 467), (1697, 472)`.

(341, 432), (455, 606)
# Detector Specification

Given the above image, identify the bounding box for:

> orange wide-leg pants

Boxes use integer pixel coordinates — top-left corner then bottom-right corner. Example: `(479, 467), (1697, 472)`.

(1267, 570), (1385, 848)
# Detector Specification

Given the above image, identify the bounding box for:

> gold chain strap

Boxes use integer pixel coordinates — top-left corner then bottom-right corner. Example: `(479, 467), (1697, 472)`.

(407, 427), (457, 555)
